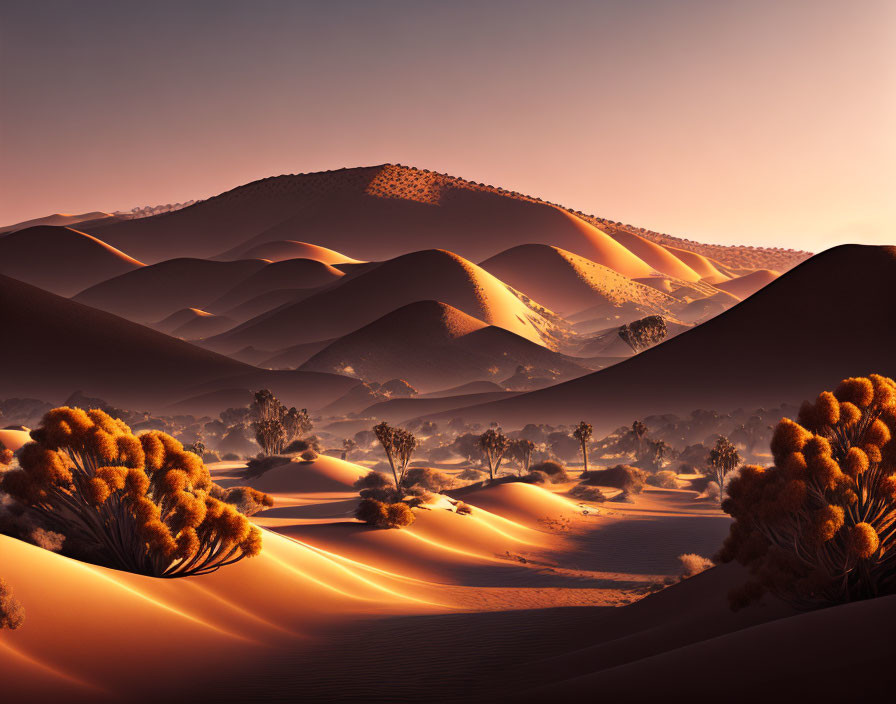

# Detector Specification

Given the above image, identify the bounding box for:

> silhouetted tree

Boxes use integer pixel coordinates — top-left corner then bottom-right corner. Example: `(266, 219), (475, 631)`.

(373, 422), (417, 494)
(508, 439), (535, 475)
(478, 429), (510, 480)
(707, 436), (741, 505)
(572, 421), (593, 471)
(631, 420), (648, 458)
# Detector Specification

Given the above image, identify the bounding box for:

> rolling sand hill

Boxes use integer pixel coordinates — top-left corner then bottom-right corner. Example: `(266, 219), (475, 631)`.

(0, 226), (144, 297)
(417, 245), (896, 431)
(204, 249), (563, 354)
(204, 258), (345, 314)
(711, 268), (779, 299)
(0, 211), (113, 234)
(77, 165), (800, 280)
(480, 244), (678, 318)
(73, 258), (268, 323)
(298, 301), (590, 392)
(0, 274), (356, 412)
(217, 239), (362, 264)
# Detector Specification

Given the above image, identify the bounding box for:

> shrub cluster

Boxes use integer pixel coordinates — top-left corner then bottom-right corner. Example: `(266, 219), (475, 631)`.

(0, 407), (264, 577)
(0, 577), (24, 630)
(718, 376), (896, 608)
(354, 498), (416, 529)
(581, 465), (646, 494)
(646, 470), (679, 489)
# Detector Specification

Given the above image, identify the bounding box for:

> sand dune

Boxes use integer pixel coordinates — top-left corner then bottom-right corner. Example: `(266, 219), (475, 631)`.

(602, 226), (702, 281)
(480, 244), (678, 318)
(217, 288), (312, 324)
(217, 239), (362, 264)
(360, 390), (520, 423)
(418, 380), (506, 398)
(233, 455), (371, 494)
(205, 249), (563, 354)
(0, 428), (31, 452)
(73, 258), (268, 323)
(153, 307), (236, 339)
(0, 226), (143, 297)
(205, 258), (344, 314)
(298, 301), (588, 391)
(711, 268), (779, 299)
(661, 244), (732, 280)
(0, 211), (113, 234)
(417, 245), (896, 430)
(0, 274), (357, 412)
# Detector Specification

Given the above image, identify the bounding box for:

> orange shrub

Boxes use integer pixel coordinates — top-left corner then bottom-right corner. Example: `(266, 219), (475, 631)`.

(0, 577), (24, 630)
(718, 375), (896, 608)
(0, 407), (263, 577)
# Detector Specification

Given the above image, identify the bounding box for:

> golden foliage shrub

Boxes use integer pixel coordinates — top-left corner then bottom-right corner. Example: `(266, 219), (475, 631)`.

(354, 497), (416, 529)
(718, 375), (896, 608)
(0, 577), (24, 630)
(0, 407), (263, 577)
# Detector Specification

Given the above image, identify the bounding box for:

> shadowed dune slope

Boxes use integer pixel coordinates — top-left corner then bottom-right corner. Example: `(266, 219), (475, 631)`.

(73, 258), (268, 323)
(0, 275), (356, 412)
(0, 211), (113, 234)
(420, 245), (896, 430)
(480, 244), (677, 317)
(711, 268), (779, 299)
(205, 258), (344, 314)
(298, 301), (588, 391)
(205, 249), (560, 353)
(217, 239), (362, 264)
(602, 226), (702, 281)
(0, 226), (143, 297)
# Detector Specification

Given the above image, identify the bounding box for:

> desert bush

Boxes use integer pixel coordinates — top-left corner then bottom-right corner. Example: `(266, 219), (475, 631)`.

(646, 470), (679, 489)
(300, 449), (318, 462)
(0, 578), (24, 630)
(221, 452), (240, 462)
(353, 471), (400, 502)
(221, 486), (274, 516)
(679, 553), (714, 579)
(402, 467), (456, 493)
(569, 483), (607, 502)
(455, 501), (473, 515)
(201, 450), (221, 463)
(0, 407), (262, 577)
(718, 375), (896, 609)
(457, 467), (485, 482)
(581, 465), (646, 494)
(354, 498), (415, 529)
(0, 448), (13, 466)
(244, 454), (290, 478)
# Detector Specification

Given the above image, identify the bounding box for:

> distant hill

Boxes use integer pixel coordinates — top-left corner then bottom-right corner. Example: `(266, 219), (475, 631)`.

(298, 300), (591, 392)
(0, 211), (113, 234)
(0, 225), (143, 296)
(417, 245), (896, 431)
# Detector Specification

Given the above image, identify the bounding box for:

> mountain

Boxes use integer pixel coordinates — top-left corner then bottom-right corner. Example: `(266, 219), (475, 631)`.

(0, 211), (113, 234)
(0, 225), (143, 296)
(479, 243), (678, 318)
(0, 274), (357, 412)
(415, 245), (896, 430)
(73, 258), (268, 323)
(204, 249), (564, 353)
(78, 165), (810, 275)
(298, 300), (591, 392)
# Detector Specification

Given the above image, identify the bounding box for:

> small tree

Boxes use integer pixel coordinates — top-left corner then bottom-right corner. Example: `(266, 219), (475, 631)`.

(572, 421), (593, 471)
(254, 417), (285, 455)
(373, 421), (417, 494)
(707, 436), (741, 505)
(631, 420), (648, 458)
(185, 439), (206, 458)
(0, 407), (263, 578)
(282, 407), (312, 446)
(508, 439), (535, 475)
(619, 315), (667, 352)
(478, 429), (510, 480)
(342, 438), (357, 460)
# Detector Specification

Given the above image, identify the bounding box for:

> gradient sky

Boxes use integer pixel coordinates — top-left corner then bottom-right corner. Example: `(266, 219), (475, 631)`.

(1, 0), (893, 250)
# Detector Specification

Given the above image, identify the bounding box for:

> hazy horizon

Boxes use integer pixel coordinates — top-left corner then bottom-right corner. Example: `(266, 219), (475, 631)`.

(2, 0), (893, 250)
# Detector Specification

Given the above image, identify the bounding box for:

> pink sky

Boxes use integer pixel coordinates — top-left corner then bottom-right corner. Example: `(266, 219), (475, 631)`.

(1, 0), (893, 250)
